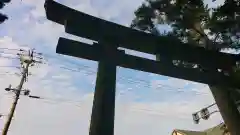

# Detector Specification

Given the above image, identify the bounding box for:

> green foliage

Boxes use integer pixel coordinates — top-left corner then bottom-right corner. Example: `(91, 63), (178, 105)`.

(0, 0), (11, 24)
(131, 0), (240, 50)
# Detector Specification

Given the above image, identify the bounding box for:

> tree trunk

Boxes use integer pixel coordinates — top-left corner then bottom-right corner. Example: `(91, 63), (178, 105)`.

(156, 54), (240, 135)
(209, 86), (240, 135)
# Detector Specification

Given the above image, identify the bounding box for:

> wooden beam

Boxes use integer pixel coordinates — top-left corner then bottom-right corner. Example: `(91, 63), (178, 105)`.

(56, 37), (240, 89)
(44, 0), (238, 71)
(90, 58), (117, 135)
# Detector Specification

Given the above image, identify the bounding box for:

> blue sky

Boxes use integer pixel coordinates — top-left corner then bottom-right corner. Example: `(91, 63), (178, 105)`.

(0, 0), (224, 135)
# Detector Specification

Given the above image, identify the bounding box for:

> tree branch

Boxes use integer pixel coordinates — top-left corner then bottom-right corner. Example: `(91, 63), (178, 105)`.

(0, 13), (8, 24)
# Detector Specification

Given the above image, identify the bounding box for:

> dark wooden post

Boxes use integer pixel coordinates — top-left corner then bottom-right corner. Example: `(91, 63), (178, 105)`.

(209, 86), (240, 135)
(156, 54), (240, 135)
(89, 43), (122, 135)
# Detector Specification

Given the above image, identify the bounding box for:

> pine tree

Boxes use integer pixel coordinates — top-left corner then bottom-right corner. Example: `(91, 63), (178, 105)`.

(131, 0), (240, 134)
(131, 0), (240, 50)
(0, 0), (11, 24)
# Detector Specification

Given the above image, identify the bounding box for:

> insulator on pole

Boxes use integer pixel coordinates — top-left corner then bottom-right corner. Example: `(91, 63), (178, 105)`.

(23, 90), (30, 96)
(5, 84), (12, 91)
(192, 113), (200, 124)
(29, 95), (41, 99)
(5, 88), (10, 91)
(31, 50), (33, 57)
(200, 108), (210, 120)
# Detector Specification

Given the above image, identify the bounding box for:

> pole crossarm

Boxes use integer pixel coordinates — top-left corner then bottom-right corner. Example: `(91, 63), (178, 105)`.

(56, 37), (240, 88)
(44, 0), (239, 71)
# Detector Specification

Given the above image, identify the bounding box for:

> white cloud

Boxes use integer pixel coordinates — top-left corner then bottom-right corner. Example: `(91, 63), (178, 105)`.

(204, 0), (225, 8)
(0, 0), (224, 135)
(151, 78), (190, 89)
(0, 36), (93, 135)
(58, 0), (145, 26)
(0, 36), (222, 135)
(114, 97), (222, 135)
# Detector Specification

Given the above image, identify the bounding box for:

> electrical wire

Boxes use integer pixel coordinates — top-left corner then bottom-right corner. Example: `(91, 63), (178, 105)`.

(39, 53), (209, 94)
(2, 88), (193, 121)
(0, 48), (25, 51)
(0, 92), (13, 98)
(0, 73), (19, 76)
(0, 56), (19, 60)
(21, 95), (83, 108)
(39, 53), (163, 82)
(0, 51), (18, 54)
(18, 95), (191, 120)
(0, 48), (197, 124)
(0, 114), (7, 118)
(44, 54), (93, 70)
(0, 62), (209, 97)
(0, 48), (220, 89)
(37, 96), (83, 104)
(0, 47), (210, 102)
(0, 48), (222, 125)
(0, 71), (11, 74)
(44, 58), (186, 88)
(45, 63), (209, 96)
(0, 66), (20, 69)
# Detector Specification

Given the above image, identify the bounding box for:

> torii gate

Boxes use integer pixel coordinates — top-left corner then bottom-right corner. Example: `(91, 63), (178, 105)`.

(44, 0), (240, 135)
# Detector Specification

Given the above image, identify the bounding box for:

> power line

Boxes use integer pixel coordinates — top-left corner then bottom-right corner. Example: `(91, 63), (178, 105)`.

(0, 114), (7, 118)
(0, 58), (196, 122)
(42, 59), (208, 95)
(0, 48), (212, 126)
(0, 48), (27, 52)
(0, 66), (20, 69)
(20, 95), (83, 108)
(30, 95), (83, 104)
(0, 48), (206, 94)
(0, 52), (18, 56)
(40, 52), (210, 94)
(0, 73), (19, 76)
(18, 93), (192, 120)
(0, 92), (13, 100)
(0, 49), (209, 99)
(45, 52), (208, 94)
(5, 51), (209, 103)
(0, 56), (19, 60)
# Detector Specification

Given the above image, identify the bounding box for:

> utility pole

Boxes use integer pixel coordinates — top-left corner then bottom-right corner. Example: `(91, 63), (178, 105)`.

(1, 50), (35, 135)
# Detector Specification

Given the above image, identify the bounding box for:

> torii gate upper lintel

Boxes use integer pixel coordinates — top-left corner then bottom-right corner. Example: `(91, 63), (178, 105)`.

(44, 1), (240, 135)
(44, 0), (238, 71)
(45, 0), (239, 88)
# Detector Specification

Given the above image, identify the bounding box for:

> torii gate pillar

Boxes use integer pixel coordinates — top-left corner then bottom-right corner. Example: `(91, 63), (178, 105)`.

(89, 43), (122, 135)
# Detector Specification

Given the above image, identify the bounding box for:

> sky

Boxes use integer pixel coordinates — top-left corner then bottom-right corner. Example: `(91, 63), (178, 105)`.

(0, 0), (225, 135)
